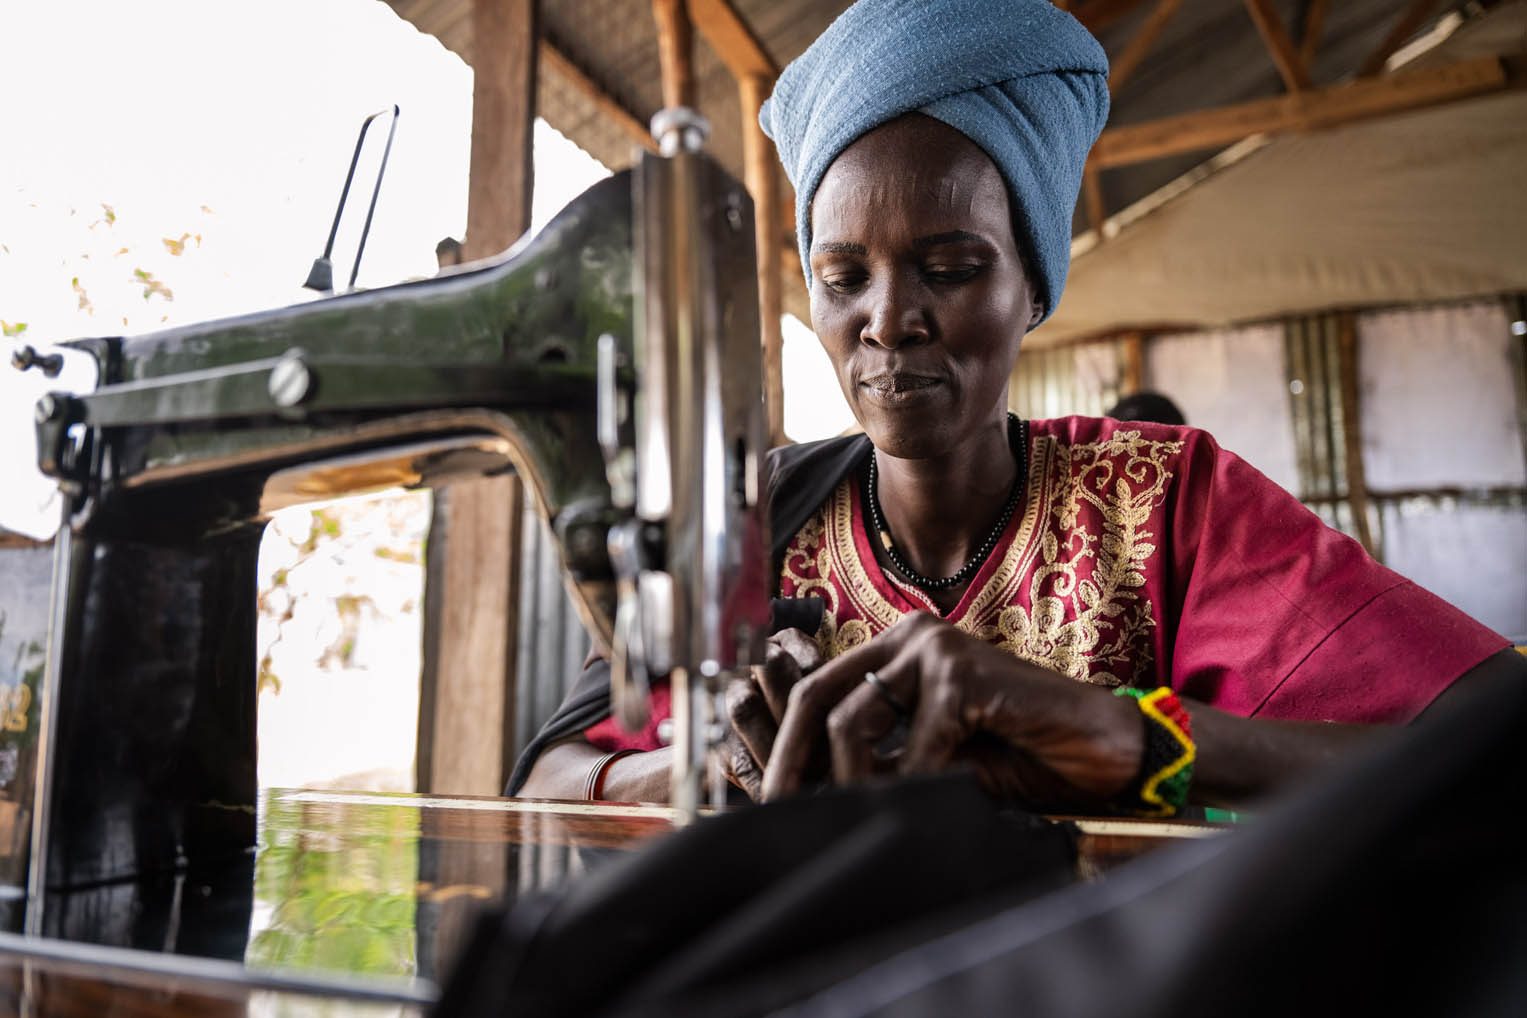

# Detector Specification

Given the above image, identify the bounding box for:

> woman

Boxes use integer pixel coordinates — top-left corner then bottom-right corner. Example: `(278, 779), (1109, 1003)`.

(513, 0), (1519, 813)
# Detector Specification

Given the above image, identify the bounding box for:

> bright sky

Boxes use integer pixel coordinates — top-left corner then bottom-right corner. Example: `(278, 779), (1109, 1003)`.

(0, 0), (850, 540)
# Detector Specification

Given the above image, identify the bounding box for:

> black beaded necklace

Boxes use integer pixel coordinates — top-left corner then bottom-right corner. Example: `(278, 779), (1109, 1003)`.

(865, 414), (1029, 592)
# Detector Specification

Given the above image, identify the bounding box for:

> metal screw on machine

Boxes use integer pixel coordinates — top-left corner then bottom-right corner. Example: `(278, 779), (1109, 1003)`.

(11, 344), (65, 378)
(34, 393), (61, 425)
(268, 349), (314, 409)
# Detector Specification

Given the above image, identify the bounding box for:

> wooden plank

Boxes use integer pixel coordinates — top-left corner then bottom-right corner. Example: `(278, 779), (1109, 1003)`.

(689, 0), (778, 80)
(1109, 0), (1181, 96)
(652, 0), (696, 109)
(1089, 55), (1506, 169)
(1243, 0), (1313, 92)
(1359, 0), (1442, 78)
(1336, 314), (1377, 558)
(1297, 0), (1330, 78)
(540, 41), (658, 154)
(740, 72), (787, 445)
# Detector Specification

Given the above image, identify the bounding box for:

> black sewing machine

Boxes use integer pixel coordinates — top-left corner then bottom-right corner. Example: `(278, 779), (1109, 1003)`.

(0, 116), (771, 945)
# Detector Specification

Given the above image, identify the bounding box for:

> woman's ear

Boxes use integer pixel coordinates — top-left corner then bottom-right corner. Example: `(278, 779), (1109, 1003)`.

(1027, 295), (1044, 330)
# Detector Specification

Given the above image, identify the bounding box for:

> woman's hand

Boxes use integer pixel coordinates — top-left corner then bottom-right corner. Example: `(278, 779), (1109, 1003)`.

(761, 613), (1143, 809)
(716, 628), (825, 799)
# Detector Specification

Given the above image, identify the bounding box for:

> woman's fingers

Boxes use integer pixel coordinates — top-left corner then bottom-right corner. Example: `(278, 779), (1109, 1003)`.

(763, 645), (891, 799)
(774, 627), (826, 674)
(722, 739), (765, 800)
(826, 658), (914, 784)
(758, 628), (824, 722)
(762, 613), (936, 800)
(759, 645), (802, 724)
(727, 673), (777, 768)
(900, 670), (970, 777)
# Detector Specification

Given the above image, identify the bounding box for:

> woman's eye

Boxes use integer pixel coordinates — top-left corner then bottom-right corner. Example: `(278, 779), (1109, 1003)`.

(924, 265), (981, 284)
(820, 273), (866, 294)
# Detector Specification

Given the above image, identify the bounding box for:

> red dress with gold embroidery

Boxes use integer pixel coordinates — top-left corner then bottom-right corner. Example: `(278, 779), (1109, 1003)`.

(780, 416), (1505, 720)
(586, 416), (1506, 752)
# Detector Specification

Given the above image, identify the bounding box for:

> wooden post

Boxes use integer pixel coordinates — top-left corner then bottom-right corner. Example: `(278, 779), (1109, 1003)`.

(417, 478), (524, 793)
(740, 73), (787, 445)
(418, 0), (538, 797)
(686, 0), (787, 443)
(653, 0), (696, 110)
(1335, 314), (1377, 558)
(1120, 331), (1145, 395)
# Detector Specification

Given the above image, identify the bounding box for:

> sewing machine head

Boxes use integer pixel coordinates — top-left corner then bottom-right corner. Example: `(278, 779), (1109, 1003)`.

(1, 132), (770, 929)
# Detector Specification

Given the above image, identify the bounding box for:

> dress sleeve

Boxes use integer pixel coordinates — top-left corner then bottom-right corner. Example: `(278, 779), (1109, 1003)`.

(583, 678), (672, 752)
(1164, 432), (1507, 723)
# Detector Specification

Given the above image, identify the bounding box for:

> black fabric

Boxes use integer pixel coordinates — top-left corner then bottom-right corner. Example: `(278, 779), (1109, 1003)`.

(506, 436), (870, 796)
(434, 775), (1078, 1018)
(461, 663), (1526, 1018)
(654, 662), (1526, 1018)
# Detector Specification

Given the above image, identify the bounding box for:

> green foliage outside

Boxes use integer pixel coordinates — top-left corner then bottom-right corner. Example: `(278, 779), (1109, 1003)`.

(246, 790), (420, 978)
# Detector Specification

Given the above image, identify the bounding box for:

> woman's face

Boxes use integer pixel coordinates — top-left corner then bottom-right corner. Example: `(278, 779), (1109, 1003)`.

(808, 115), (1041, 460)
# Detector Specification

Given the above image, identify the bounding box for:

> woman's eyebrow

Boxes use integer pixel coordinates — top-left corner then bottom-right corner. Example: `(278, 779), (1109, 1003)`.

(812, 240), (868, 255)
(913, 230), (986, 250)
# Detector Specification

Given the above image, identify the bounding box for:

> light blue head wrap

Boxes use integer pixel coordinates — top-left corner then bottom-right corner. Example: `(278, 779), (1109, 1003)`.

(760, 0), (1109, 321)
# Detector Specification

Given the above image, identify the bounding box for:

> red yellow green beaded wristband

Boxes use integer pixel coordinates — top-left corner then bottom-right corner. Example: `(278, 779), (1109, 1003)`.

(1112, 686), (1196, 818)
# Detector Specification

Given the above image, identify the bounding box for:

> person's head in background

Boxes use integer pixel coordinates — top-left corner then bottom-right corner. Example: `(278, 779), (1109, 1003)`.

(1104, 391), (1186, 426)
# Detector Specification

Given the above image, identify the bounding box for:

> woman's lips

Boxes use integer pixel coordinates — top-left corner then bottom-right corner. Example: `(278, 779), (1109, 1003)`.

(858, 373), (943, 404)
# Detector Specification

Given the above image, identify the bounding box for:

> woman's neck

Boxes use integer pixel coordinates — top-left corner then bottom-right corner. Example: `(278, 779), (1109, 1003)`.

(872, 416), (1019, 586)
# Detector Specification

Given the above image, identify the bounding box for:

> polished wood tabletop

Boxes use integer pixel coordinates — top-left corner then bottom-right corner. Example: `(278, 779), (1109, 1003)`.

(0, 789), (1228, 1016)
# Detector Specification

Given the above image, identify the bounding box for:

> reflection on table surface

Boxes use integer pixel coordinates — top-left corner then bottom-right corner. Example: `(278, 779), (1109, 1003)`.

(1, 787), (1226, 1016)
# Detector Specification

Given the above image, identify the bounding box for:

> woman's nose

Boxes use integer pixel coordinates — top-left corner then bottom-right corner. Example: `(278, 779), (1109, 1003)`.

(859, 279), (929, 349)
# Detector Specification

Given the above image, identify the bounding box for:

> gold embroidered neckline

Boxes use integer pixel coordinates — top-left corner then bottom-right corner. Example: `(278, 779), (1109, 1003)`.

(829, 433), (1051, 630)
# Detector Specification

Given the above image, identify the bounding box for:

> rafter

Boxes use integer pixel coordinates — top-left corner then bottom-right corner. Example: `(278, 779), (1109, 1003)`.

(1089, 55), (1506, 169)
(1359, 0), (1442, 78)
(1297, 0), (1329, 77)
(1066, 0), (1152, 34)
(1109, 0), (1182, 96)
(688, 0), (779, 79)
(1243, 0), (1313, 92)
(539, 40), (658, 154)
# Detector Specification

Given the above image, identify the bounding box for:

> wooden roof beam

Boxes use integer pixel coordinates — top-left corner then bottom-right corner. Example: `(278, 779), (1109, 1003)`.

(1109, 0), (1182, 96)
(1089, 55), (1506, 169)
(1243, 0), (1313, 92)
(688, 0), (779, 79)
(1297, 0), (1329, 78)
(1359, 0), (1442, 78)
(1066, 0), (1151, 35)
(539, 40), (658, 154)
